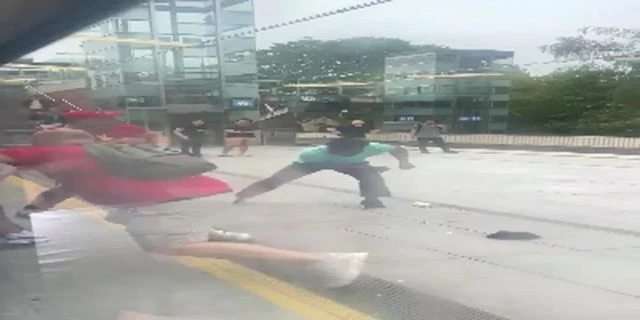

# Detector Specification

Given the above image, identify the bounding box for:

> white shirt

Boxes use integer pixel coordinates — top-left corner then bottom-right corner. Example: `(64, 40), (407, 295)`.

(29, 99), (43, 110)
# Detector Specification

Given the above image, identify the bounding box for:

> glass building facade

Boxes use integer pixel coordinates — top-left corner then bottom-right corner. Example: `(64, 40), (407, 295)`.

(384, 49), (514, 133)
(81, 0), (259, 130)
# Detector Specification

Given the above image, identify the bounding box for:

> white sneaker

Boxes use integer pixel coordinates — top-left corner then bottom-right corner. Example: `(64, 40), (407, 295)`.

(207, 228), (254, 243)
(6, 230), (37, 239)
(311, 252), (368, 288)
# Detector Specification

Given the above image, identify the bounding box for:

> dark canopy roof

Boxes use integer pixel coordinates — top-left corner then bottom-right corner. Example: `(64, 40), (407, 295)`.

(0, 0), (143, 65)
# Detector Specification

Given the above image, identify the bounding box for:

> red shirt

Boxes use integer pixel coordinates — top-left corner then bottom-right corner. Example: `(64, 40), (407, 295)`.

(0, 146), (90, 172)
(104, 123), (147, 139)
(0, 145), (231, 206)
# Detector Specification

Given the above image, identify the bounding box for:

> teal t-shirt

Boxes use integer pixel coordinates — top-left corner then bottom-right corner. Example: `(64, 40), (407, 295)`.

(297, 142), (396, 164)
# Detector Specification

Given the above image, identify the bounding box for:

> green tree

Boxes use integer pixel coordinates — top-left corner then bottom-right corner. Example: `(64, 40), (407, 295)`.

(510, 27), (640, 135)
(257, 37), (444, 83)
(541, 27), (639, 64)
(510, 68), (620, 134)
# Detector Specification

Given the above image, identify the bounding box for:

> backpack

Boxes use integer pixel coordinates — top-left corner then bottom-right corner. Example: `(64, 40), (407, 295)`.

(83, 143), (216, 180)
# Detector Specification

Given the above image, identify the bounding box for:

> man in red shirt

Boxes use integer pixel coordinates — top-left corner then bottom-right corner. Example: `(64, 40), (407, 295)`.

(0, 132), (368, 287)
(16, 110), (168, 218)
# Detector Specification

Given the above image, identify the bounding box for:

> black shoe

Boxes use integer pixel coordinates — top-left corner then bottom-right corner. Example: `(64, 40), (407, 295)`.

(15, 205), (42, 219)
(360, 199), (386, 210)
(373, 166), (390, 173)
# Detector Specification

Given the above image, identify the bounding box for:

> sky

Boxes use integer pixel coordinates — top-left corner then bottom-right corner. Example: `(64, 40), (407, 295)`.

(28, 0), (640, 74)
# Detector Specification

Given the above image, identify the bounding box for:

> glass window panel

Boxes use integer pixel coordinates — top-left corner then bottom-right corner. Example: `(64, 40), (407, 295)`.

(183, 57), (203, 68)
(493, 86), (511, 94)
(126, 20), (150, 33)
(156, 11), (173, 34)
(491, 115), (508, 122)
(176, 12), (205, 23)
(132, 48), (153, 58)
(181, 36), (204, 44)
(222, 0), (252, 11)
(177, 0), (213, 9)
(492, 101), (509, 109)
(202, 57), (218, 67)
(178, 23), (212, 36)
(436, 84), (455, 94)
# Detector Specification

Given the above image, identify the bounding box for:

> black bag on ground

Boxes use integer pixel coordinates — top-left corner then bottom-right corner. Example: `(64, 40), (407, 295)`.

(83, 143), (217, 180)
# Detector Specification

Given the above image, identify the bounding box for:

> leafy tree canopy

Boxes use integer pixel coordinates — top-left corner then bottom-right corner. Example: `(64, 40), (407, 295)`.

(256, 33), (640, 135)
(511, 27), (640, 135)
(257, 37), (445, 83)
(541, 27), (640, 72)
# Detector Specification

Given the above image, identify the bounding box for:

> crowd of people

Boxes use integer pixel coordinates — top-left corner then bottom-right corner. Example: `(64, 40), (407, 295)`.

(0, 106), (465, 319)
(1, 109), (418, 281)
(0, 107), (458, 243)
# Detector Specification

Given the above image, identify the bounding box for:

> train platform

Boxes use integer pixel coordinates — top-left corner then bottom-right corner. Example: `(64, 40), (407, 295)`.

(2, 145), (639, 320)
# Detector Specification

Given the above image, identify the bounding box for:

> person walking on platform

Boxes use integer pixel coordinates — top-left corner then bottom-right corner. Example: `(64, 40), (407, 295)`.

(220, 119), (256, 157)
(412, 120), (456, 154)
(174, 119), (206, 157)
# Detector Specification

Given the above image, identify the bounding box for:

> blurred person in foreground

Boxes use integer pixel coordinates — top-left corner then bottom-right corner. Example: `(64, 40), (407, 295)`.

(15, 110), (169, 218)
(234, 122), (415, 209)
(412, 119), (456, 154)
(0, 129), (368, 286)
(220, 118), (256, 157)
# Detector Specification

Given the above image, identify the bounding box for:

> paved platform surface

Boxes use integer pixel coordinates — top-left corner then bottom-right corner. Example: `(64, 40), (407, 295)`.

(203, 146), (640, 320)
(2, 145), (640, 320)
(0, 180), (303, 320)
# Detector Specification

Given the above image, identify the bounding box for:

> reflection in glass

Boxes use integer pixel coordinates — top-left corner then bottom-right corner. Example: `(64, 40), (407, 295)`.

(126, 20), (151, 33)
(74, 0), (258, 124)
(219, 0), (258, 107)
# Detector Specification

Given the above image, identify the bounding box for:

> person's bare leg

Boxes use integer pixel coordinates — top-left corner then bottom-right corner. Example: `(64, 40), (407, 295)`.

(16, 184), (73, 218)
(237, 138), (249, 156)
(154, 242), (319, 261)
(0, 207), (23, 235)
(219, 139), (235, 156)
(152, 241), (368, 288)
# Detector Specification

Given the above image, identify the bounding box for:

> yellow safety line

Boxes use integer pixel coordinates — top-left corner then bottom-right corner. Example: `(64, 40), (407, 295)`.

(6, 176), (375, 320)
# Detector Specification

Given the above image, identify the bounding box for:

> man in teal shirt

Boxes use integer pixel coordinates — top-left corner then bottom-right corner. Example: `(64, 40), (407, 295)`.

(297, 142), (396, 164)
(234, 130), (415, 209)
